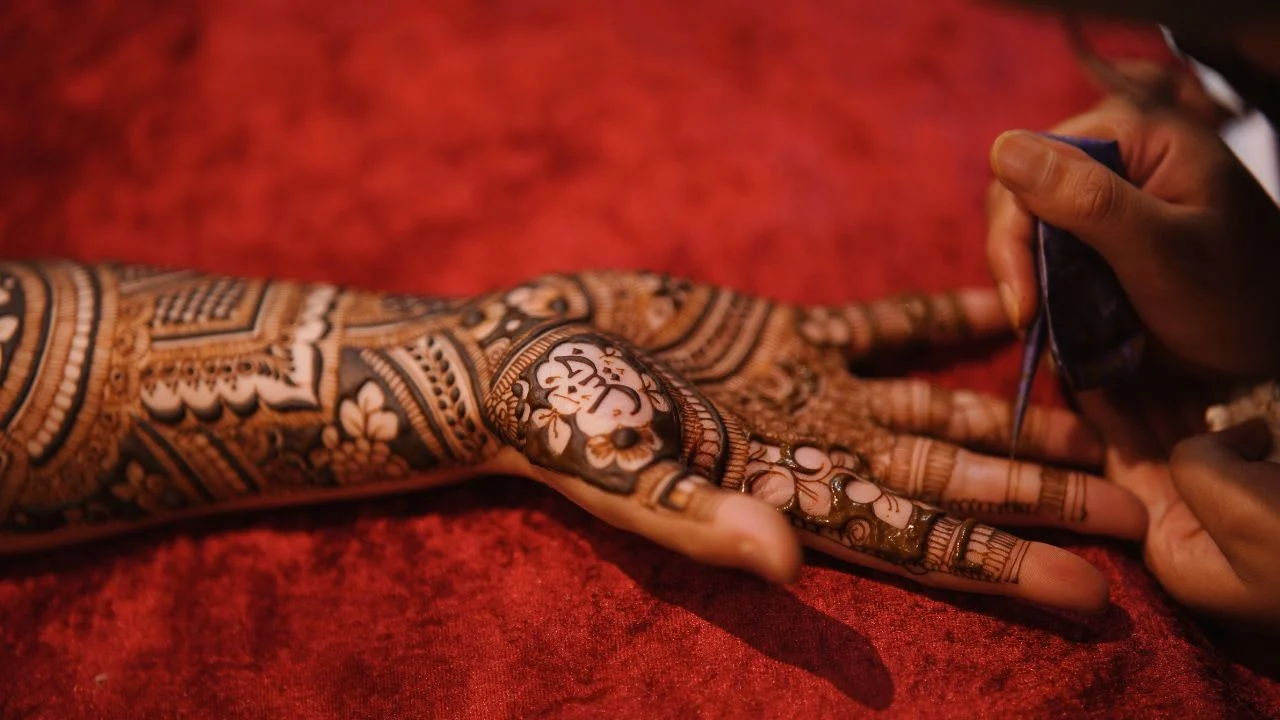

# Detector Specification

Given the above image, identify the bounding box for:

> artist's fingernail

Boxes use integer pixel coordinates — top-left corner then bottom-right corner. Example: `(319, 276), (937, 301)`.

(998, 282), (1021, 330)
(993, 131), (1053, 192)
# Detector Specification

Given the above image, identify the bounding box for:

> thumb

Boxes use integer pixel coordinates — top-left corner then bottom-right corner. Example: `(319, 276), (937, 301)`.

(989, 130), (1165, 271)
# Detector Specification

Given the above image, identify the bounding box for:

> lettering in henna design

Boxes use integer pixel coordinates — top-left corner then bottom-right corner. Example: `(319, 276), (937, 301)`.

(493, 331), (683, 494)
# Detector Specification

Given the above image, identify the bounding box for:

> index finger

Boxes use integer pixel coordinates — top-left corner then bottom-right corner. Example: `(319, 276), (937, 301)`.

(985, 180), (1037, 331)
(984, 100), (1150, 333)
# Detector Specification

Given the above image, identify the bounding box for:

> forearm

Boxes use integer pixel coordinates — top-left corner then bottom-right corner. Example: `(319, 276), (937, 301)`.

(0, 260), (517, 552)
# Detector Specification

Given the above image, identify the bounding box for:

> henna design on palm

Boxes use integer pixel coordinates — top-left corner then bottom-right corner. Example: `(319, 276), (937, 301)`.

(0, 262), (1144, 610)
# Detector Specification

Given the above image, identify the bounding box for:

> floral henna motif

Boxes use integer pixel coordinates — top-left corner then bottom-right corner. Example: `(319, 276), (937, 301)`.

(744, 438), (1028, 582)
(309, 382), (411, 485)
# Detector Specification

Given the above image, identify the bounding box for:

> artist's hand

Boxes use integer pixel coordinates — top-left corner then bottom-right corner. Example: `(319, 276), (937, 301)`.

(982, 93), (1280, 623)
(985, 96), (1280, 377)
(1142, 419), (1280, 627)
(462, 273), (1145, 611)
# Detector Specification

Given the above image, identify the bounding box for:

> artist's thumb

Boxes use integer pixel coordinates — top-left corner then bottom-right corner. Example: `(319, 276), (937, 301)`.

(989, 130), (1165, 271)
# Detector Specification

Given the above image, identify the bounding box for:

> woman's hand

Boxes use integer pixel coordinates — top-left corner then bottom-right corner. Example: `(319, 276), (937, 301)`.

(477, 272), (1144, 611)
(0, 262), (1145, 612)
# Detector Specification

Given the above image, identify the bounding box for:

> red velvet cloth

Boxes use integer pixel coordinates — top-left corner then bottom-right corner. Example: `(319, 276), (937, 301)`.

(2, 1), (1279, 717)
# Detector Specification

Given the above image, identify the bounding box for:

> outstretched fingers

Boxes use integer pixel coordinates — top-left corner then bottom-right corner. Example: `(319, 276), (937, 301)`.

(869, 434), (1146, 540)
(741, 438), (1109, 611)
(796, 288), (1008, 360)
(864, 378), (1105, 466)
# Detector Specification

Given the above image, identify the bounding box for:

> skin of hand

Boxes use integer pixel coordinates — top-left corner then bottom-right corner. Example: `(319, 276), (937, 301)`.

(0, 262), (1146, 613)
(987, 94), (1280, 377)
(985, 86), (1280, 624)
(1162, 419), (1280, 628)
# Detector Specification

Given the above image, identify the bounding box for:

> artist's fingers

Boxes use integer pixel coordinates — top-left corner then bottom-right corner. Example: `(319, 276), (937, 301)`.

(869, 434), (1146, 541)
(990, 130), (1171, 278)
(514, 452), (802, 583)
(864, 379), (1104, 465)
(742, 439), (1107, 611)
(985, 181), (1038, 332)
(796, 288), (1007, 360)
(984, 102), (1136, 334)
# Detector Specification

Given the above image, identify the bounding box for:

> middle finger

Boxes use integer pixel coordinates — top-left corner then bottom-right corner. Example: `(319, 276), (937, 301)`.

(867, 432), (1146, 540)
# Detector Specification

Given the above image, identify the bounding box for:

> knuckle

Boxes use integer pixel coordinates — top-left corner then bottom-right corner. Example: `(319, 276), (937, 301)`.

(1070, 167), (1121, 223)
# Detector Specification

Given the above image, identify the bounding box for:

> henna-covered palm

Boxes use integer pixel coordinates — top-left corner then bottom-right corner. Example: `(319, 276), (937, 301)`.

(0, 262), (1144, 612)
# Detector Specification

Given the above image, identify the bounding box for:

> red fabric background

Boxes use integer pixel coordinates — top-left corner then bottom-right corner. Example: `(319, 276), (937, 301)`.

(2, 0), (1278, 717)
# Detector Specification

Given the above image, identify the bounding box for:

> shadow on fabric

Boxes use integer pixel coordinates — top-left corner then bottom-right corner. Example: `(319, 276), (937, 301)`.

(805, 546), (1136, 645)
(0, 475), (1130, 714)
(591, 527), (897, 710)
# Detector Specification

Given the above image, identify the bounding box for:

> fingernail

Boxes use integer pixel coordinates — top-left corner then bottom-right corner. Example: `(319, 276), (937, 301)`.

(998, 282), (1021, 330)
(993, 131), (1053, 192)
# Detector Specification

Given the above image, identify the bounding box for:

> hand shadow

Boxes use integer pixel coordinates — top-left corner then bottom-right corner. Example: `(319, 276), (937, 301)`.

(580, 517), (897, 710)
(0, 475), (1130, 710)
(805, 533), (1136, 646)
(34, 476), (895, 708)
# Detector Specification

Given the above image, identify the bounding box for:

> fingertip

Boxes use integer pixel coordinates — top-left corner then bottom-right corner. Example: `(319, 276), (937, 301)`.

(716, 493), (803, 583)
(1018, 542), (1110, 614)
(953, 287), (1010, 338)
(989, 129), (1032, 174)
(984, 182), (1037, 331)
